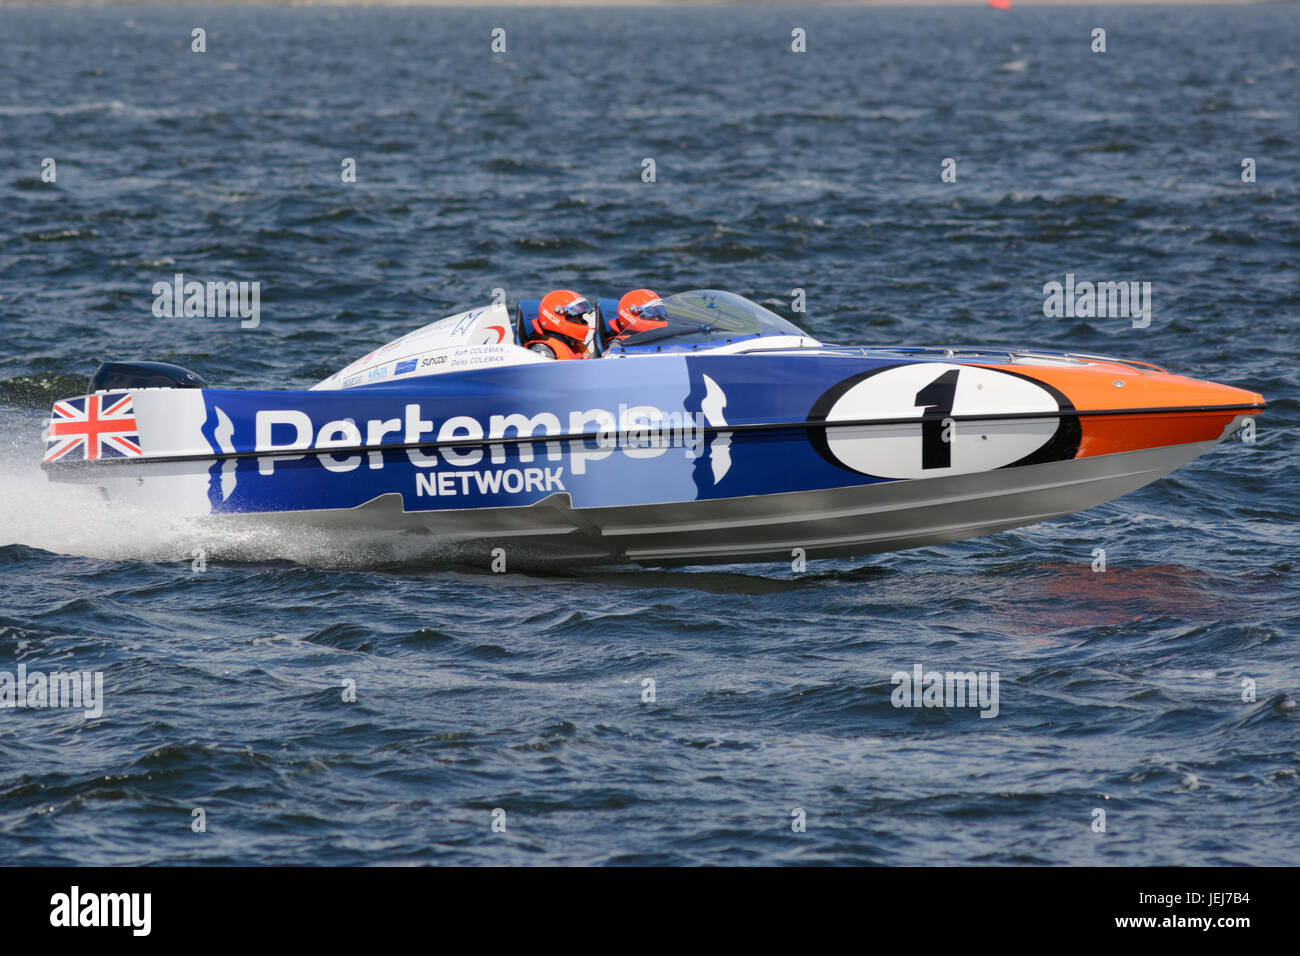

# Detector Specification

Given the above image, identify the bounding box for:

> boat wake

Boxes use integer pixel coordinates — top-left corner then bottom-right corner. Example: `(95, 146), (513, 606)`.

(0, 446), (474, 570)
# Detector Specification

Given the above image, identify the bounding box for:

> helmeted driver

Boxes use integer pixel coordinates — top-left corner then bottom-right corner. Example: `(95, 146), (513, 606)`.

(526, 290), (596, 360)
(607, 288), (669, 340)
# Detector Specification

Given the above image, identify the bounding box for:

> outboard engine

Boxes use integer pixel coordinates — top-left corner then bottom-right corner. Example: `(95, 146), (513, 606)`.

(88, 361), (209, 392)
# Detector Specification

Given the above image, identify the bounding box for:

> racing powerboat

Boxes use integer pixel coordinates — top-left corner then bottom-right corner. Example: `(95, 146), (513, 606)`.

(40, 291), (1264, 566)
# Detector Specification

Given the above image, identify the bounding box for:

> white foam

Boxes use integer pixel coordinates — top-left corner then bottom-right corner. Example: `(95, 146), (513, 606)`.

(0, 419), (458, 568)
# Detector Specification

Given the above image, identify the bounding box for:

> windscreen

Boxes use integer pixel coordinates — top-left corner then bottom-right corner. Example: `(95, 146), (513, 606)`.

(610, 290), (809, 348)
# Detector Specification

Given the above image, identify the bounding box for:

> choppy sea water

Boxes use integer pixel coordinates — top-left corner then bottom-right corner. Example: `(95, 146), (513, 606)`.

(0, 4), (1297, 865)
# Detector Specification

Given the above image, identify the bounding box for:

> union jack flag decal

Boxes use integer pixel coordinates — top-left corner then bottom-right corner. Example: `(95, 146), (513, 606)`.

(44, 392), (143, 462)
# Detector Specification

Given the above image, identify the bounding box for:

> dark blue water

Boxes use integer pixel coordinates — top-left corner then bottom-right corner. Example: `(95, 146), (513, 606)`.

(1, 4), (1297, 865)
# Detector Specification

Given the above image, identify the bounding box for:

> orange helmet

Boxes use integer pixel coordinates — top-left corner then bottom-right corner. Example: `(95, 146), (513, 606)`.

(535, 289), (594, 347)
(614, 289), (669, 335)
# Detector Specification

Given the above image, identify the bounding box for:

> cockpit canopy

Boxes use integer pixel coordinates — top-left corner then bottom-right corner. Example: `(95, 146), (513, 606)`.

(602, 290), (813, 354)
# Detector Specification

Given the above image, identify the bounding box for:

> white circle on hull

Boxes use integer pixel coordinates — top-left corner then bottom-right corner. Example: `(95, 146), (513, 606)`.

(822, 364), (1063, 480)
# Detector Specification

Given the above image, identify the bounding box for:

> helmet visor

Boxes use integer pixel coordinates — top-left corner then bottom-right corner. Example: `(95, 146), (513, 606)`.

(631, 302), (667, 321)
(556, 298), (593, 320)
